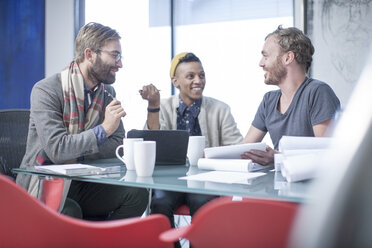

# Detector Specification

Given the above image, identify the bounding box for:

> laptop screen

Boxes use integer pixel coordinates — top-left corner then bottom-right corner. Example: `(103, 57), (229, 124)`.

(127, 129), (189, 165)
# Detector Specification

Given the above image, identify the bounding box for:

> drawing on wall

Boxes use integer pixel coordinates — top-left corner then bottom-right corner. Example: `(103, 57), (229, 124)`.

(309, 0), (372, 106)
(321, 0), (372, 84)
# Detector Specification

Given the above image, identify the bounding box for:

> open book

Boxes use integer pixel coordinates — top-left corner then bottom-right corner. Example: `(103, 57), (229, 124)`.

(34, 164), (122, 176)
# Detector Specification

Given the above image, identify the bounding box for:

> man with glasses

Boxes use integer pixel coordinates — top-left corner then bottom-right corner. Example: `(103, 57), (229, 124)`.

(17, 22), (148, 220)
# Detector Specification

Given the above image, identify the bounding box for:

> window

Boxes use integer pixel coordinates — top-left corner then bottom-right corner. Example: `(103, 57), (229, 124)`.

(85, 0), (293, 144)
(85, 0), (171, 132)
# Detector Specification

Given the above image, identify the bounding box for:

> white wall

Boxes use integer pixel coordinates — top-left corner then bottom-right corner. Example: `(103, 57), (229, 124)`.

(309, 0), (372, 108)
(45, 0), (74, 77)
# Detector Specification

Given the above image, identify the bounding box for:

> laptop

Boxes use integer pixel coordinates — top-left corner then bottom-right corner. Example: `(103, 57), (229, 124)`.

(127, 129), (189, 165)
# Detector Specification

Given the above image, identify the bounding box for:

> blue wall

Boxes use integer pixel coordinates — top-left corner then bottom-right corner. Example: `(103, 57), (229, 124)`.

(0, 0), (45, 109)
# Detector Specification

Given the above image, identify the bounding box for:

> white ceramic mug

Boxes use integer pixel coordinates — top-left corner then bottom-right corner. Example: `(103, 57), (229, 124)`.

(122, 170), (137, 182)
(136, 176), (154, 184)
(134, 141), (156, 177)
(187, 136), (206, 166)
(115, 138), (143, 170)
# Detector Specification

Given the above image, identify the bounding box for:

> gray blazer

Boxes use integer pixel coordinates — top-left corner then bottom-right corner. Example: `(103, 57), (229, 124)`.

(156, 95), (243, 148)
(16, 73), (125, 189)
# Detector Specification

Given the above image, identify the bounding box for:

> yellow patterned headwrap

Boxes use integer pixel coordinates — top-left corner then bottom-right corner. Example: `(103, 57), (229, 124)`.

(169, 52), (188, 78)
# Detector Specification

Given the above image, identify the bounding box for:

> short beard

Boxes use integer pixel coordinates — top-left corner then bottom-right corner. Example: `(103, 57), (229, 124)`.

(88, 56), (116, 85)
(266, 56), (287, 85)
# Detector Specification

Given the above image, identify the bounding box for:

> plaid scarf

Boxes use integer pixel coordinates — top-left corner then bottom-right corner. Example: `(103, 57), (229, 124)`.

(29, 62), (105, 196)
(36, 61), (104, 165)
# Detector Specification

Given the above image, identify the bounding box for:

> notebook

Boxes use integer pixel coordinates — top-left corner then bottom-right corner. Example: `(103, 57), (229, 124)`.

(127, 129), (189, 165)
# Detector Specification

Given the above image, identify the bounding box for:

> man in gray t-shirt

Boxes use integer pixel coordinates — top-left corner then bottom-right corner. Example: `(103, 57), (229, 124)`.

(241, 25), (340, 165)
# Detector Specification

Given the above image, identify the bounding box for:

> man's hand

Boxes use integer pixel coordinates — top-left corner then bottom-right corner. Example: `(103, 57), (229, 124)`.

(139, 84), (160, 108)
(101, 99), (126, 137)
(241, 145), (277, 165)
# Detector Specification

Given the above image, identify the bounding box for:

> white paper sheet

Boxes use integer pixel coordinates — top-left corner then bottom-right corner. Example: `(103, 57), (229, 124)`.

(197, 158), (271, 172)
(276, 136), (332, 182)
(275, 149), (326, 172)
(179, 171), (266, 185)
(282, 151), (325, 182)
(204, 142), (266, 159)
(278, 136), (332, 152)
(34, 164), (121, 176)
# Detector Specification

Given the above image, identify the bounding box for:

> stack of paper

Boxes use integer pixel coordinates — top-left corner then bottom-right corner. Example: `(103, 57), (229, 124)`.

(199, 142), (272, 172)
(34, 164), (122, 176)
(278, 135), (332, 152)
(179, 171), (266, 185)
(198, 158), (269, 172)
(276, 136), (332, 182)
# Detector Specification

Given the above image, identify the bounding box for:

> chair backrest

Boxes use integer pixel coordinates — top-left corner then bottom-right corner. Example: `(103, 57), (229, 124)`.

(0, 174), (172, 248)
(160, 196), (298, 248)
(0, 109), (30, 179)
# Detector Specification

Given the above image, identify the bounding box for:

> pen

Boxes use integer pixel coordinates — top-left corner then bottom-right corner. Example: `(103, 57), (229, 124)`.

(104, 89), (115, 102)
(138, 89), (161, 95)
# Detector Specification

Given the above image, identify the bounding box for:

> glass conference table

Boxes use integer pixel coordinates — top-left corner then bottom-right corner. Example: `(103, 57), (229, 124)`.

(13, 158), (312, 203)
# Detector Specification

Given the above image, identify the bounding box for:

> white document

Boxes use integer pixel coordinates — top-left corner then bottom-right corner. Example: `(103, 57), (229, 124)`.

(281, 152), (325, 182)
(198, 158), (271, 172)
(276, 136), (332, 181)
(204, 142), (266, 159)
(179, 171), (266, 185)
(278, 136), (332, 152)
(274, 149), (325, 172)
(34, 164), (121, 176)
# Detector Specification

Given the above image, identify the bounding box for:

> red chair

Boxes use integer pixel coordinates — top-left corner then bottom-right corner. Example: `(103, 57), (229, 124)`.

(0, 174), (172, 248)
(40, 177), (65, 211)
(174, 204), (190, 215)
(160, 196), (298, 248)
(173, 196), (233, 218)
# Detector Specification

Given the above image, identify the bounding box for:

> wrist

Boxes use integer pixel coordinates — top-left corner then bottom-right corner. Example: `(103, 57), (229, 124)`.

(101, 123), (113, 137)
(147, 107), (160, 113)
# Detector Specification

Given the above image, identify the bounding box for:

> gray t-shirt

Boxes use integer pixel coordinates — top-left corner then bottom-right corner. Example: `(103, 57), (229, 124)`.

(252, 77), (340, 150)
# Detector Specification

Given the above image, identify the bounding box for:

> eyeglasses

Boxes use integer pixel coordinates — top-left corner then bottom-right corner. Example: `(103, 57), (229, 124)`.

(96, 49), (122, 63)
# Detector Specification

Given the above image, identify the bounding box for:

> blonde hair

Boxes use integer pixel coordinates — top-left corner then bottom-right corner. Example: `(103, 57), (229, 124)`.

(266, 25), (314, 72)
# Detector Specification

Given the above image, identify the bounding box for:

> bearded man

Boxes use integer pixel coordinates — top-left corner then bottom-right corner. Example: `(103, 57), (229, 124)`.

(16, 22), (148, 220)
(241, 25), (340, 165)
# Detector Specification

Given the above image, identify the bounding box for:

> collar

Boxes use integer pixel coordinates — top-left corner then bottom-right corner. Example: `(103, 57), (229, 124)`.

(84, 83), (99, 94)
(177, 97), (202, 118)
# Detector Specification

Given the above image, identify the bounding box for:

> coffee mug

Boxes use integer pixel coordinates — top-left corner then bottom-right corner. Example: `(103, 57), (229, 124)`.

(121, 170), (137, 182)
(134, 141), (156, 177)
(115, 138), (143, 170)
(187, 136), (205, 166)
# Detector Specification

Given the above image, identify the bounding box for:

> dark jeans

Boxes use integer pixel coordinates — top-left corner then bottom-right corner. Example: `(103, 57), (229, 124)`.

(151, 189), (217, 227)
(66, 180), (149, 220)
(61, 198), (83, 219)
